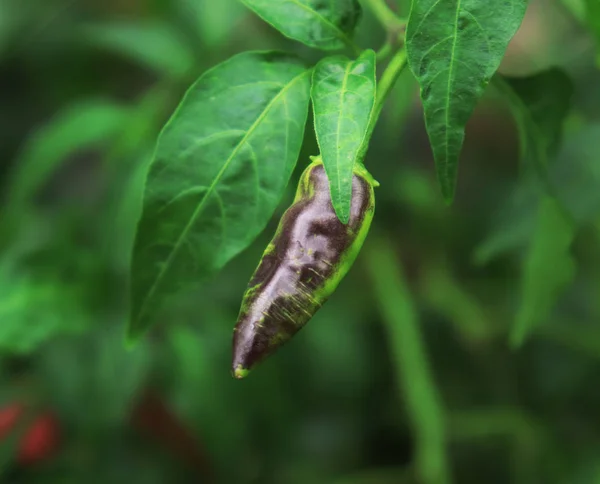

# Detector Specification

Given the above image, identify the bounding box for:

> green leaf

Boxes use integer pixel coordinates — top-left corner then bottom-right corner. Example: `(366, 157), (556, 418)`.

(472, 180), (538, 265)
(406, 0), (529, 202)
(550, 123), (600, 225)
(0, 257), (91, 354)
(511, 197), (576, 347)
(6, 99), (128, 210)
(38, 325), (150, 429)
(473, 68), (573, 265)
(560, 0), (586, 21)
(129, 51), (312, 340)
(176, 0), (245, 48)
(495, 68), (573, 176)
(241, 0), (362, 51)
(311, 50), (376, 223)
(0, 0), (20, 59)
(80, 21), (195, 79)
(585, 0), (600, 40)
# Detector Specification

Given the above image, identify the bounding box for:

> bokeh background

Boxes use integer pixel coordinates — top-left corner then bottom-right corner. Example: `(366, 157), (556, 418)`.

(1, 0), (599, 483)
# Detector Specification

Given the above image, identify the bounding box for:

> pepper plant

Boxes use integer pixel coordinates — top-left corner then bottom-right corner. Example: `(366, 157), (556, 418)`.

(127, 0), (568, 372)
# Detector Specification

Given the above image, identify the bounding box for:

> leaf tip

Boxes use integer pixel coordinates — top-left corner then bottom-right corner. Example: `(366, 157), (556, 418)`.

(334, 205), (350, 225)
(441, 187), (455, 206)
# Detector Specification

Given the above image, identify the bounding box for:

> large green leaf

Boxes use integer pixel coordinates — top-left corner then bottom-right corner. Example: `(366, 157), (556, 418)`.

(80, 21), (195, 79)
(406, 0), (529, 202)
(241, 0), (362, 51)
(129, 51), (312, 339)
(473, 69), (573, 265)
(311, 49), (376, 223)
(511, 197), (576, 347)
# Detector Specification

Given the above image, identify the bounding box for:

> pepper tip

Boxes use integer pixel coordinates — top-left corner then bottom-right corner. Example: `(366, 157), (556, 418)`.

(232, 365), (250, 380)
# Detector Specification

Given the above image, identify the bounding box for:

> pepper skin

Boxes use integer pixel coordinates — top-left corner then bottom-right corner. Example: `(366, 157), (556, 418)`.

(232, 157), (377, 378)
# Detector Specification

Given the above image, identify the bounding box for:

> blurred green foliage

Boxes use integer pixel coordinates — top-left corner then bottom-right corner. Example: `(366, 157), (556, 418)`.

(0, 0), (599, 483)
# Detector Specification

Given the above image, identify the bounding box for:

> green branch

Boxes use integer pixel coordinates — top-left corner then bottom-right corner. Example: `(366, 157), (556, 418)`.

(363, 0), (406, 31)
(364, 236), (452, 484)
(359, 47), (408, 160)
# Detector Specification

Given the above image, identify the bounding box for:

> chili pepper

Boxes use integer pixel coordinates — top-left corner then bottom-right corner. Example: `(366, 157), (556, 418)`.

(0, 403), (24, 439)
(0, 403), (59, 465)
(17, 411), (59, 465)
(232, 156), (377, 378)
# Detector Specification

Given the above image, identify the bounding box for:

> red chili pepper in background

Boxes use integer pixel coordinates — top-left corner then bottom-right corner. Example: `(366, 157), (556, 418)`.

(17, 412), (59, 465)
(0, 403), (24, 439)
(0, 403), (59, 465)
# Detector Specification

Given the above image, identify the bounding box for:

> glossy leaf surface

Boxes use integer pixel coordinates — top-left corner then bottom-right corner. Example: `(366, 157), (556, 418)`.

(241, 0), (362, 50)
(311, 50), (376, 223)
(129, 51), (312, 339)
(406, 0), (529, 202)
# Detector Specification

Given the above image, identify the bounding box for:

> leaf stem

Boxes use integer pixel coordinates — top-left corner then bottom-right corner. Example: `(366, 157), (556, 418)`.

(360, 47), (408, 157)
(364, 236), (452, 484)
(363, 0), (406, 32)
(375, 41), (393, 61)
(374, 47), (408, 120)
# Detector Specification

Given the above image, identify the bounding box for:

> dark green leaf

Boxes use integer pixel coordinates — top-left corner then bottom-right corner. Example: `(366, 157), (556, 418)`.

(129, 51), (311, 339)
(406, 0), (529, 202)
(511, 197), (576, 347)
(241, 0), (362, 51)
(80, 21), (195, 79)
(311, 49), (376, 223)
(474, 69), (573, 265)
(495, 68), (573, 176)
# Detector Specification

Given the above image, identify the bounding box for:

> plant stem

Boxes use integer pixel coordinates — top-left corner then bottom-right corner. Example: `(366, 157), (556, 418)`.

(375, 41), (393, 61)
(364, 0), (405, 31)
(373, 47), (408, 122)
(364, 236), (452, 484)
(360, 47), (408, 156)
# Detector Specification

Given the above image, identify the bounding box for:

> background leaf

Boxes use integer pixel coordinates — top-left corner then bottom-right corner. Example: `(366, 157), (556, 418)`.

(175, 0), (245, 48)
(5, 99), (128, 210)
(406, 0), (529, 202)
(496, 68), (573, 177)
(38, 325), (151, 430)
(240, 0), (362, 51)
(474, 68), (573, 265)
(81, 21), (195, 79)
(311, 49), (376, 223)
(550, 123), (600, 225)
(585, 0), (600, 43)
(129, 51), (311, 339)
(511, 197), (576, 347)
(0, 256), (90, 354)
